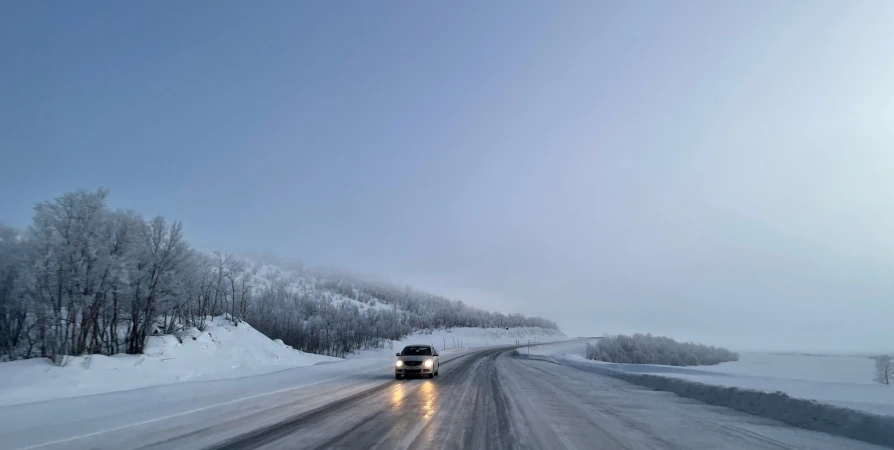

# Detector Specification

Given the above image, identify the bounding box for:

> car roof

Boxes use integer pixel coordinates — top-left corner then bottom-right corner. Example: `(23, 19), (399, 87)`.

(403, 344), (432, 348)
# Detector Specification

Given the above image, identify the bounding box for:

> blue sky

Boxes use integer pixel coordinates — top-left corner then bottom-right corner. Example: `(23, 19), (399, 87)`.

(2, 1), (894, 351)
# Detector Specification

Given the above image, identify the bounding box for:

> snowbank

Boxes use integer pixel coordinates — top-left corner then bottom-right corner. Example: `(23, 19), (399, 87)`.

(0, 323), (564, 407)
(558, 354), (894, 448)
(569, 352), (894, 417)
(0, 317), (338, 406)
(540, 343), (894, 415)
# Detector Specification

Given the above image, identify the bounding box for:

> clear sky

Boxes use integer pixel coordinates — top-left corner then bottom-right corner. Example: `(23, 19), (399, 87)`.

(3, 1), (894, 352)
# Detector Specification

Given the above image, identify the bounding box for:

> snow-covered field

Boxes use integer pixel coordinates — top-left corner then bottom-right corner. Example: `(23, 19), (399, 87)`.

(0, 319), (566, 407)
(536, 340), (894, 417)
(644, 353), (894, 417)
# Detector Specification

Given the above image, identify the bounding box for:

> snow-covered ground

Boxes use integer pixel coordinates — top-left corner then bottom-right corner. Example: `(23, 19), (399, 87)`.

(0, 317), (339, 407)
(5, 334), (888, 450)
(0, 324), (566, 450)
(7, 338), (878, 450)
(642, 353), (894, 417)
(535, 341), (894, 417)
(0, 320), (566, 408)
(695, 353), (876, 384)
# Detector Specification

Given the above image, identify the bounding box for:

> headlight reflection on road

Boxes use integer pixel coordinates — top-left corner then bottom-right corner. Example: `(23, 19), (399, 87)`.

(390, 378), (439, 420)
(391, 383), (405, 411)
(421, 380), (436, 419)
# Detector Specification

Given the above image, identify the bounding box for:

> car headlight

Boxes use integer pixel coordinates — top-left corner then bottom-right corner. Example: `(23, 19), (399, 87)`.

(395, 360), (403, 367)
(424, 359), (434, 368)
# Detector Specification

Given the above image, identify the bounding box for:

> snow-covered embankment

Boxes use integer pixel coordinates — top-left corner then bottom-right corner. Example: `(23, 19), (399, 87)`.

(557, 353), (894, 448)
(0, 320), (566, 407)
(0, 317), (338, 406)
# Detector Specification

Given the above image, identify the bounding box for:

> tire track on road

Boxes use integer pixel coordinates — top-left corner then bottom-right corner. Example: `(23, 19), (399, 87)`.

(206, 347), (512, 450)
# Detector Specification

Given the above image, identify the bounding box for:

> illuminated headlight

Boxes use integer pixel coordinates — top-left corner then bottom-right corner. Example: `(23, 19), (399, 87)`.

(395, 360), (404, 367)
(423, 359), (434, 368)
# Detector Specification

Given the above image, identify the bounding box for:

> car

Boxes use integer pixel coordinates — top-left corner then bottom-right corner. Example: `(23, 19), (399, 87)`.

(395, 344), (440, 379)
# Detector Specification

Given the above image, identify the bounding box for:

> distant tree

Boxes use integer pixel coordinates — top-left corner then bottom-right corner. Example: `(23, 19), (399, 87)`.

(586, 333), (738, 366)
(874, 355), (893, 385)
(0, 224), (33, 361)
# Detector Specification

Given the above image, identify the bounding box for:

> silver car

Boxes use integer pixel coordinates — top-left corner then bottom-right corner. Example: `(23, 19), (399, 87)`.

(395, 345), (440, 379)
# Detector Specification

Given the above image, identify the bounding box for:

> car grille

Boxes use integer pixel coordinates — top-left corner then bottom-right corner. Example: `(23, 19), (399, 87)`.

(404, 361), (422, 366)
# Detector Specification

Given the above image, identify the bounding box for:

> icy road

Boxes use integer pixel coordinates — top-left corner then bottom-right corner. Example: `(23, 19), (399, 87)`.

(0, 346), (884, 450)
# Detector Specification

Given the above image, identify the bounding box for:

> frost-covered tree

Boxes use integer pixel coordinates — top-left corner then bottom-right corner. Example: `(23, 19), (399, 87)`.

(125, 216), (191, 354)
(0, 188), (560, 362)
(874, 355), (893, 385)
(28, 189), (127, 362)
(586, 333), (738, 366)
(0, 224), (33, 361)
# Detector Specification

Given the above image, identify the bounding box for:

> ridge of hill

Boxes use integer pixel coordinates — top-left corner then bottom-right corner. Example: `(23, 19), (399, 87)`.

(0, 188), (560, 362)
(238, 256), (560, 357)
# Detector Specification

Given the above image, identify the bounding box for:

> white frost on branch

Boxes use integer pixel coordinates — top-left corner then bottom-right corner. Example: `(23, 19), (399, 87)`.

(586, 333), (739, 366)
(873, 355), (893, 385)
(0, 188), (560, 363)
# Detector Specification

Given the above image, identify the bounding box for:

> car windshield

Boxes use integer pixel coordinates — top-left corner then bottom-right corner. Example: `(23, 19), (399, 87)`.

(401, 346), (432, 356)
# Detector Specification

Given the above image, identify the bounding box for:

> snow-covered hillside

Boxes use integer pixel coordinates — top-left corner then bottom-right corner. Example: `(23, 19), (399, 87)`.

(245, 260), (393, 313)
(0, 190), (561, 366)
(238, 256), (562, 357)
(0, 190), (566, 408)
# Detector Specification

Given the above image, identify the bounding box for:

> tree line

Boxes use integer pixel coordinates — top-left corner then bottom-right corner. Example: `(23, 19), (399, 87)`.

(586, 333), (739, 366)
(0, 189), (559, 362)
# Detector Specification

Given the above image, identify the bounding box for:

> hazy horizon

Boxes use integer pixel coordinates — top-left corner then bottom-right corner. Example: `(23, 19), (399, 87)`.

(3, 1), (894, 354)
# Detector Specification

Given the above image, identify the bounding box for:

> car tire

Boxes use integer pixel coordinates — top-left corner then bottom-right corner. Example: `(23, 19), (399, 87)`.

(395, 374), (402, 380)
(429, 373), (434, 379)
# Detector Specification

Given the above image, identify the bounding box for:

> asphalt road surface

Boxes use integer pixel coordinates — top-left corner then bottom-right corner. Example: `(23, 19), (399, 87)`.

(197, 347), (881, 450)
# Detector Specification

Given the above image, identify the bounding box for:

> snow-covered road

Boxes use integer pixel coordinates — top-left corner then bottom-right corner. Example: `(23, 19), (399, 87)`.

(0, 347), (884, 450)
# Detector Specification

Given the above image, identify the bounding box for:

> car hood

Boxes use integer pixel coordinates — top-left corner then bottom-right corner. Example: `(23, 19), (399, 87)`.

(397, 355), (433, 362)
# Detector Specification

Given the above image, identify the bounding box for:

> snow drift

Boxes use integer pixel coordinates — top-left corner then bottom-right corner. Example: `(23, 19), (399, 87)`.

(0, 316), (337, 406)
(561, 355), (894, 448)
